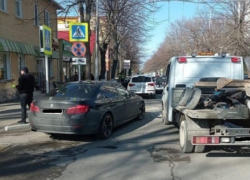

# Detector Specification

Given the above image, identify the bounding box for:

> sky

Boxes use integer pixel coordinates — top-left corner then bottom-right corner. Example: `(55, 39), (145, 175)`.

(143, 1), (204, 63)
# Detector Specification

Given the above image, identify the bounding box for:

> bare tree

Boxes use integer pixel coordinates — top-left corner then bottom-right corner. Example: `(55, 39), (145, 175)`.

(99, 0), (157, 78)
(143, 0), (250, 73)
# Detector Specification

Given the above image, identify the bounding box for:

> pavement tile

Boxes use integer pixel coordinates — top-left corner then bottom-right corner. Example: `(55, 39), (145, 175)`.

(0, 91), (44, 132)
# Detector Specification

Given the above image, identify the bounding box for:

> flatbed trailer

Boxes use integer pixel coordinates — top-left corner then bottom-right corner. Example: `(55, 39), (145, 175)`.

(172, 78), (250, 153)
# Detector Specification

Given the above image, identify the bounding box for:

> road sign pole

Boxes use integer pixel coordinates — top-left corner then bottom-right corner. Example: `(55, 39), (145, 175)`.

(78, 65), (81, 81)
(45, 55), (49, 93)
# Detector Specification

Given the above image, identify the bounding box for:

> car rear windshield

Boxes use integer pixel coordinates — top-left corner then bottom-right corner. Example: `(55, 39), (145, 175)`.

(132, 76), (151, 82)
(45, 83), (99, 99)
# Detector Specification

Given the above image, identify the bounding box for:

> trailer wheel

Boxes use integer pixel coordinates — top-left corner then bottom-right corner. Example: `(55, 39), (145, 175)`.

(178, 87), (192, 106)
(185, 88), (202, 110)
(179, 120), (193, 153)
(194, 145), (205, 153)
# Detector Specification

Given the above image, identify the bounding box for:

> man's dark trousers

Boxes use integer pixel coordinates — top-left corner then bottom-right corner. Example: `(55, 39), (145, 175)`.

(20, 93), (33, 122)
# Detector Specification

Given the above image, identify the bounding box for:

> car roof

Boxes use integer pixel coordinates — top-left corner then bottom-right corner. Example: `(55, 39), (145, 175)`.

(64, 81), (117, 86)
(131, 75), (152, 78)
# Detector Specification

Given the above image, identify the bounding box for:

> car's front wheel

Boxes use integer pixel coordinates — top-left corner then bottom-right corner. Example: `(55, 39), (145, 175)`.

(98, 113), (113, 139)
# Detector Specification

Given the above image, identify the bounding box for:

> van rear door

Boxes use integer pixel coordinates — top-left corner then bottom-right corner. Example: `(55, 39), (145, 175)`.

(173, 56), (244, 88)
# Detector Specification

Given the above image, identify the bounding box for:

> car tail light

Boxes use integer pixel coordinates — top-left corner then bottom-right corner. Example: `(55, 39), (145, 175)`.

(177, 57), (187, 63)
(129, 83), (135, 87)
(148, 83), (155, 86)
(231, 57), (240, 62)
(192, 136), (220, 144)
(66, 105), (89, 115)
(30, 103), (40, 112)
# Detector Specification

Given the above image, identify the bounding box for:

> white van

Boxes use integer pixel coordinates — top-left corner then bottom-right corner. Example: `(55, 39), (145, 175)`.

(127, 75), (156, 98)
(162, 54), (244, 125)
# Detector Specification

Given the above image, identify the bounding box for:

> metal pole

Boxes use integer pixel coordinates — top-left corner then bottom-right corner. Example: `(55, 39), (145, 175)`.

(45, 55), (49, 93)
(78, 65), (81, 81)
(95, 0), (99, 80)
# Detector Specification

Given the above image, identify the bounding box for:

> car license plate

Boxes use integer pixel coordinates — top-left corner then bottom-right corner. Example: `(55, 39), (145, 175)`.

(137, 85), (141, 88)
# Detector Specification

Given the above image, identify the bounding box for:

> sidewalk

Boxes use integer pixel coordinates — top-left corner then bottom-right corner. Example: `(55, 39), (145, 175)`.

(0, 91), (44, 132)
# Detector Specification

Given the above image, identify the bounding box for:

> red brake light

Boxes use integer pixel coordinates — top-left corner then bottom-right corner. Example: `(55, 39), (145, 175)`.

(192, 136), (220, 144)
(178, 57), (187, 63)
(66, 105), (89, 115)
(30, 103), (40, 112)
(231, 57), (240, 62)
(148, 83), (155, 86)
(129, 83), (135, 87)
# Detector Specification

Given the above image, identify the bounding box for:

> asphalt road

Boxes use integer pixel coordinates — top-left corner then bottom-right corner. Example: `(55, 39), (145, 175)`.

(1, 94), (250, 180)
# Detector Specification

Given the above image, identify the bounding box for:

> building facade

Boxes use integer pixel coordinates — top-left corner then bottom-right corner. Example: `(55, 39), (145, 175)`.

(0, 0), (62, 101)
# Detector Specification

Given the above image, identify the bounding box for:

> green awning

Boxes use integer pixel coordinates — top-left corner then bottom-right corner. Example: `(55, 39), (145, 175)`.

(0, 39), (4, 52)
(0, 38), (21, 53)
(0, 37), (36, 55)
(19, 43), (36, 55)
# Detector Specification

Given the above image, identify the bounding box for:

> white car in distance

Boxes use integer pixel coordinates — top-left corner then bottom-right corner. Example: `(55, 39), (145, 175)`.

(127, 75), (156, 98)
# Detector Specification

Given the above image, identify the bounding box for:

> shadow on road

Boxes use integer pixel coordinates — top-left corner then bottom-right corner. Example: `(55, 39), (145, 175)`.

(0, 94), (181, 180)
(47, 111), (162, 142)
(205, 146), (250, 157)
(49, 134), (96, 142)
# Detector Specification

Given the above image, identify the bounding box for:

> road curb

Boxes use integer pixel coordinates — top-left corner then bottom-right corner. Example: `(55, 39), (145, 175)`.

(4, 124), (31, 132)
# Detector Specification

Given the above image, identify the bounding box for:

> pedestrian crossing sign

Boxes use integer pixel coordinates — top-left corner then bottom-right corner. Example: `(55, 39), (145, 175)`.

(69, 23), (88, 42)
(42, 25), (52, 55)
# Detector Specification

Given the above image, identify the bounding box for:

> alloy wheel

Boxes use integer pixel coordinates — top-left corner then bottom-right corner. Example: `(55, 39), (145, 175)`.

(103, 115), (113, 137)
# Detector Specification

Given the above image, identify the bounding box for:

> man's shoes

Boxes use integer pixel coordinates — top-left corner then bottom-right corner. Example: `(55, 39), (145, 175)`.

(17, 120), (27, 124)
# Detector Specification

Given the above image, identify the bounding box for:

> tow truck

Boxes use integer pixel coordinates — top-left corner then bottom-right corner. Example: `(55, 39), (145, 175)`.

(161, 52), (250, 153)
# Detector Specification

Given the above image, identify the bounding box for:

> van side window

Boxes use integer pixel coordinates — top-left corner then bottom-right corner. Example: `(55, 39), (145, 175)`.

(166, 64), (170, 84)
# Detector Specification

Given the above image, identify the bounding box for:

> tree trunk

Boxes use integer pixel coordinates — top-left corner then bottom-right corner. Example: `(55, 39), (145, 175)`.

(111, 60), (118, 79)
(100, 43), (107, 79)
(111, 31), (118, 79)
(85, 0), (92, 80)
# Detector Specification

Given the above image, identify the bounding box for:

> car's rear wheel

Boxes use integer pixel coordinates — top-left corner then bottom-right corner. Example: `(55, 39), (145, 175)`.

(179, 120), (193, 153)
(98, 113), (113, 139)
(137, 102), (145, 120)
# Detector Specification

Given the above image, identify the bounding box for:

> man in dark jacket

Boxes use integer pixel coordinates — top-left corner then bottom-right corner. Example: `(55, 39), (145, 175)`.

(16, 67), (35, 124)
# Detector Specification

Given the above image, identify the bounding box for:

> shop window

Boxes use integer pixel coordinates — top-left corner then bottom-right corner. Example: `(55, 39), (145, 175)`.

(0, 0), (6, 12)
(34, 4), (39, 26)
(44, 10), (50, 27)
(0, 53), (8, 80)
(15, 0), (22, 18)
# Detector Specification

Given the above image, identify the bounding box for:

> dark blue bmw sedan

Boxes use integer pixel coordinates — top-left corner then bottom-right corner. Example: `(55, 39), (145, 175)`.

(29, 81), (145, 139)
